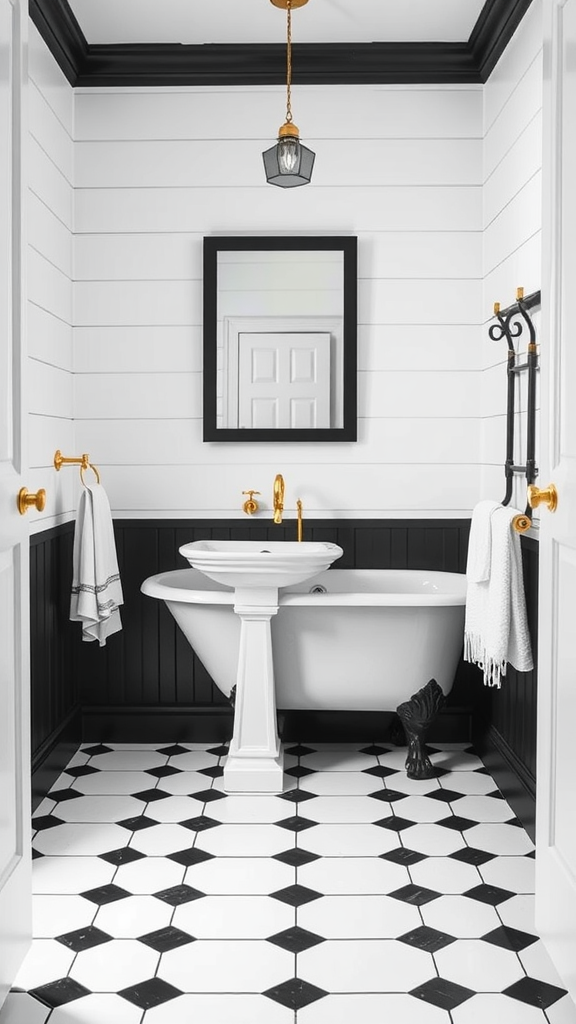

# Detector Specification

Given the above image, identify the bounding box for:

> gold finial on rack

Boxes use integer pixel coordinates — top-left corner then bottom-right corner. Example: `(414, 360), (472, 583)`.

(516, 286), (524, 301)
(493, 301), (501, 315)
(512, 513), (531, 533)
(53, 449), (100, 484)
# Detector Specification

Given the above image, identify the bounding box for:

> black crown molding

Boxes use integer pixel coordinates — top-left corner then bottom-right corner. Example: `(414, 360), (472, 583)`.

(29, 0), (534, 87)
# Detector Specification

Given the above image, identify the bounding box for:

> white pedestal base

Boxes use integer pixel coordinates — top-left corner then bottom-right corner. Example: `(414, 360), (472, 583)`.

(223, 752), (285, 793)
(223, 586), (284, 794)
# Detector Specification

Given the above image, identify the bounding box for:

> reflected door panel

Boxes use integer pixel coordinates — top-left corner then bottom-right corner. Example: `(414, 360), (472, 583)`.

(237, 332), (330, 429)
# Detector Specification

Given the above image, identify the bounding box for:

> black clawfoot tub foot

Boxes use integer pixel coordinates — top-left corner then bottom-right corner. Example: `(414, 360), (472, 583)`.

(396, 678), (446, 780)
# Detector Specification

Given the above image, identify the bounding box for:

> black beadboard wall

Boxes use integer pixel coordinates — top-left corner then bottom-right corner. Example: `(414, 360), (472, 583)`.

(30, 525), (82, 809)
(30, 518), (539, 831)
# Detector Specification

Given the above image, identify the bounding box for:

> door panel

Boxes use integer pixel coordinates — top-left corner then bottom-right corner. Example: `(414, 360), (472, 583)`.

(0, 0), (31, 1007)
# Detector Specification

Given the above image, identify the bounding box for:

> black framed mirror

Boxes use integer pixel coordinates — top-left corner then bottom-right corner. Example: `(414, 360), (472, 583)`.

(203, 236), (357, 441)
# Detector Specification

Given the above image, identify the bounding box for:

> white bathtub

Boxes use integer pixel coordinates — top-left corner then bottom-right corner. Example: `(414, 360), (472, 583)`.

(141, 568), (467, 711)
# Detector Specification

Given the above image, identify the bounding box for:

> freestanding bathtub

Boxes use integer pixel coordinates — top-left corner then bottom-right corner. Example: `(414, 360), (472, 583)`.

(141, 567), (467, 711)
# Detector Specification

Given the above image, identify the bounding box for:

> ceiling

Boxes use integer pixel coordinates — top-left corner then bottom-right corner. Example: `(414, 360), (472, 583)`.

(65, 0), (487, 47)
(29, 0), (534, 87)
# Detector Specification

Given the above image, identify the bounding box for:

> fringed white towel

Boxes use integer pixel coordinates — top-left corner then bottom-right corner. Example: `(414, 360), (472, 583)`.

(464, 503), (534, 687)
(70, 481), (123, 646)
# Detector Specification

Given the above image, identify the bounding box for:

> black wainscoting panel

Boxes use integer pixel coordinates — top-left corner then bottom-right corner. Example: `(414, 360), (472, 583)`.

(472, 535), (539, 838)
(30, 516), (539, 832)
(30, 524), (81, 799)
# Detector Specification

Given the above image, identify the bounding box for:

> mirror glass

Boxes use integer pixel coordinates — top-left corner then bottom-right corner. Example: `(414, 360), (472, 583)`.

(203, 236), (357, 441)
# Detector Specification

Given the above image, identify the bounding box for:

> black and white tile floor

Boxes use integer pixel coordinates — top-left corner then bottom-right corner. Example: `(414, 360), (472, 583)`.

(2, 741), (576, 1024)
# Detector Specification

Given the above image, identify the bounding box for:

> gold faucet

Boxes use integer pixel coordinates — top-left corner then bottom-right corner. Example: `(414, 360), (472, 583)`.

(273, 474), (284, 524)
(296, 499), (303, 542)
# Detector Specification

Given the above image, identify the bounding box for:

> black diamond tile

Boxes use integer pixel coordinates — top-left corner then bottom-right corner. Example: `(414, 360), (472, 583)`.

(133, 789), (171, 803)
(192, 789), (227, 803)
(263, 977), (328, 1010)
(389, 884), (441, 906)
(380, 847), (427, 866)
(153, 884), (205, 906)
(32, 815), (65, 831)
(270, 884), (323, 907)
(274, 816), (318, 833)
(464, 883), (515, 906)
(47, 788), (84, 803)
(29, 978), (91, 1008)
(66, 765), (100, 777)
(80, 884), (132, 906)
(118, 815), (159, 831)
(506, 817), (525, 827)
(198, 765), (224, 778)
(55, 925), (113, 952)
(504, 977), (568, 1009)
(285, 765), (316, 779)
(157, 744), (190, 756)
(369, 788), (407, 803)
(374, 815), (415, 832)
(179, 815), (221, 832)
(267, 926), (325, 953)
(145, 765), (182, 778)
(138, 926), (195, 952)
(398, 925), (456, 953)
(99, 847), (147, 867)
(82, 744), (113, 755)
(362, 765), (398, 778)
(278, 789), (317, 804)
(119, 978), (183, 1010)
(482, 925), (538, 952)
(425, 789), (465, 803)
(474, 767), (491, 775)
(167, 847), (215, 867)
(486, 790), (505, 799)
(273, 848), (320, 867)
(410, 977), (475, 1011)
(436, 815), (478, 831)
(284, 744), (317, 756)
(449, 847), (496, 866)
(526, 849), (536, 859)
(360, 744), (390, 756)
(206, 744), (229, 756)
(32, 848), (44, 860)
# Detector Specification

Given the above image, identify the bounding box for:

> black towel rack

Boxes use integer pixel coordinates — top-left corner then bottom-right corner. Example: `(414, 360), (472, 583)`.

(488, 287), (540, 531)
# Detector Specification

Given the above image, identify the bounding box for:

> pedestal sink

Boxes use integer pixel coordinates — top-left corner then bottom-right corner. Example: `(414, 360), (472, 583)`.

(180, 540), (343, 792)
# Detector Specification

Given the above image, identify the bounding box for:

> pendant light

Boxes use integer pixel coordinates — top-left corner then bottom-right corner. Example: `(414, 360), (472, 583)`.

(263, 0), (315, 188)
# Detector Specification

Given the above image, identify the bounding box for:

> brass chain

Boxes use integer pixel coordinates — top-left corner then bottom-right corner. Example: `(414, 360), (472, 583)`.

(285, 1), (293, 123)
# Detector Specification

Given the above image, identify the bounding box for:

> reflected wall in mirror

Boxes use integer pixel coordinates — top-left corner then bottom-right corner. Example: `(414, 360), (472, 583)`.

(203, 236), (357, 441)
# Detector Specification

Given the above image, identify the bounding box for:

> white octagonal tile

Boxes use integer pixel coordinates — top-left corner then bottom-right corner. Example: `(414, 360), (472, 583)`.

(69, 939), (160, 991)
(298, 939), (433, 992)
(435, 938), (524, 991)
(298, 894), (421, 939)
(158, 939), (291, 992)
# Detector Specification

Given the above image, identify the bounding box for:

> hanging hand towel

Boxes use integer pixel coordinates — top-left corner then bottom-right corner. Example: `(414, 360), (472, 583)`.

(464, 503), (533, 687)
(70, 480), (123, 646)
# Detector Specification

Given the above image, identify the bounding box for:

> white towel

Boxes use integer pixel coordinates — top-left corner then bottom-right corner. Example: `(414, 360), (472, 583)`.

(70, 480), (123, 646)
(464, 502), (534, 687)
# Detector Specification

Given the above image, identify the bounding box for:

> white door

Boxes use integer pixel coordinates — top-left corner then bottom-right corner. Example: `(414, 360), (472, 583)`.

(535, 0), (576, 1000)
(237, 332), (331, 429)
(0, 0), (32, 1006)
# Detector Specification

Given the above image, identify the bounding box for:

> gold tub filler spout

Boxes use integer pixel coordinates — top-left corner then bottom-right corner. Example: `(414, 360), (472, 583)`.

(273, 474), (284, 524)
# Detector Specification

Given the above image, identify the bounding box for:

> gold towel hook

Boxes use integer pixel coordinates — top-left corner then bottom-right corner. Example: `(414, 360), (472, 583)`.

(512, 513), (531, 533)
(54, 449), (101, 485)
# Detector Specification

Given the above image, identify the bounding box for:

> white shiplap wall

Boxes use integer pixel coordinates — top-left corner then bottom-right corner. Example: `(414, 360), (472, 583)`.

(27, 24), (75, 533)
(71, 84), (484, 520)
(481, 0), (543, 515)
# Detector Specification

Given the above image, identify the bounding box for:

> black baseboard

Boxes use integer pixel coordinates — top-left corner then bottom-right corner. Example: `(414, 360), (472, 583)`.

(82, 705), (234, 743)
(31, 705), (82, 813)
(81, 704), (472, 746)
(473, 721), (536, 841)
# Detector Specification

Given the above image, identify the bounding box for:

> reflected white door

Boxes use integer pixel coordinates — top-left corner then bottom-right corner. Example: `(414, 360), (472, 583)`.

(0, 0), (31, 1007)
(535, 0), (576, 1001)
(237, 332), (331, 429)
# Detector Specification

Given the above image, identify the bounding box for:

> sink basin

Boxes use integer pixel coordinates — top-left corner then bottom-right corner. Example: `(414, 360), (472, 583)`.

(179, 540), (344, 589)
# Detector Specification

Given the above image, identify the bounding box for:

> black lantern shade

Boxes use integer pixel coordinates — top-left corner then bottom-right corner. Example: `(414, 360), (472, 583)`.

(263, 125), (315, 188)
